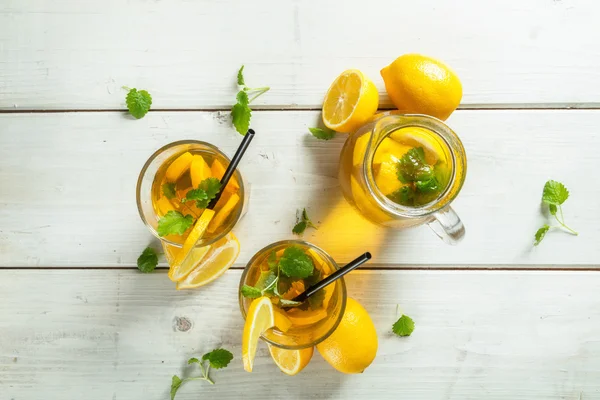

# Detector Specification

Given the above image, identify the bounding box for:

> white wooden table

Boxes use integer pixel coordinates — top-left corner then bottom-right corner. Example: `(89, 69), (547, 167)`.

(2, 1), (600, 399)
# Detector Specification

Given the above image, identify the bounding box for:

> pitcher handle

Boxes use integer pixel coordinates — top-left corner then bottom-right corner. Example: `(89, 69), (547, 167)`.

(428, 206), (465, 245)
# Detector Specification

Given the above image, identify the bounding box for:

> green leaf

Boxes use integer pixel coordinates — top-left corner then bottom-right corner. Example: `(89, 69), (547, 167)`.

(542, 180), (569, 205)
(388, 186), (415, 206)
(202, 348), (233, 369)
(241, 285), (262, 299)
(236, 90), (249, 106)
(292, 220), (307, 235)
(415, 177), (440, 194)
(549, 204), (558, 215)
(392, 315), (415, 337)
(534, 224), (550, 246)
(157, 211), (194, 237)
(231, 101), (251, 135)
(237, 65), (245, 86)
(182, 177), (221, 209)
(309, 127), (336, 140)
(255, 270), (277, 292)
(170, 375), (183, 400)
(187, 357), (201, 365)
(137, 247), (158, 273)
(199, 177), (222, 200)
(162, 182), (177, 199)
(275, 275), (293, 296)
(279, 246), (314, 279)
(397, 147), (434, 183)
(125, 88), (152, 119)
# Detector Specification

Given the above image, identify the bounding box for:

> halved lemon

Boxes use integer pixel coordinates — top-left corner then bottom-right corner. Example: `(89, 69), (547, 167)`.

(322, 69), (379, 134)
(175, 232), (240, 289)
(268, 345), (313, 376)
(168, 209), (215, 282)
(242, 297), (276, 372)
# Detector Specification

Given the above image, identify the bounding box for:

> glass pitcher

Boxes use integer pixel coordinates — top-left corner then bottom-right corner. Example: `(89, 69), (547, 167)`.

(338, 113), (467, 244)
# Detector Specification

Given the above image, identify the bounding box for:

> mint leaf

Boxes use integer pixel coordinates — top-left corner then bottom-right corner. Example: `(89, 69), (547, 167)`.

(279, 299), (303, 308)
(170, 375), (183, 400)
(157, 210), (193, 236)
(309, 127), (336, 140)
(231, 100), (251, 135)
(279, 246), (314, 279)
(202, 348), (233, 369)
(241, 285), (262, 299)
(292, 208), (317, 235)
(275, 275), (293, 297)
(415, 177), (439, 194)
(162, 182), (177, 200)
(182, 177), (221, 209)
(255, 270), (277, 292)
(267, 251), (278, 271)
(397, 147), (433, 183)
(392, 315), (415, 337)
(388, 186), (415, 206)
(542, 180), (569, 205)
(549, 204), (558, 215)
(534, 224), (550, 246)
(137, 247), (158, 273)
(125, 88), (152, 119)
(237, 65), (245, 86)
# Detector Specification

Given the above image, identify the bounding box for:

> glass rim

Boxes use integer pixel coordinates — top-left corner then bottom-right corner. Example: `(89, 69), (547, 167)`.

(238, 240), (348, 350)
(135, 139), (246, 248)
(362, 113), (467, 218)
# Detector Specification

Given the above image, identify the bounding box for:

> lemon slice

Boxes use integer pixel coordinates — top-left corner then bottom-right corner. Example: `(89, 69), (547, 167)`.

(176, 232), (240, 289)
(168, 209), (215, 282)
(268, 345), (313, 376)
(389, 127), (444, 165)
(242, 297), (276, 372)
(285, 309), (328, 326)
(322, 69), (379, 134)
(190, 155), (211, 188)
(165, 152), (194, 182)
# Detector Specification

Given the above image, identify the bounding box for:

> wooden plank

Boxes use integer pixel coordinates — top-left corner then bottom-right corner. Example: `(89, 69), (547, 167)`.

(1, 269), (599, 399)
(1, 110), (599, 267)
(1, 0), (600, 110)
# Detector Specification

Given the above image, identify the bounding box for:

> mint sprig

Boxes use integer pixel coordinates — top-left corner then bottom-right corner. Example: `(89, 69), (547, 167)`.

(534, 180), (578, 245)
(181, 177), (221, 209)
(170, 349), (233, 399)
(231, 65), (270, 135)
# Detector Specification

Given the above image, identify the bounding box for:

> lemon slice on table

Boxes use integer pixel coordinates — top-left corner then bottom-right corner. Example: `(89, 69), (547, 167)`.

(268, 345), (314, 376)
(168, 209), (215, 282)
(242, 297), (276, 372)
(322, 69), (379, 134)
(176, 232), (240, 290)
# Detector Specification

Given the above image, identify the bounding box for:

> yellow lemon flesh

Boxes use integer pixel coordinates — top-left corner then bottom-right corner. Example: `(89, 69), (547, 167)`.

(165, 151), (194, 182)
(242, 297), (276, 372)
(316, 297), (378, 374)
(381, 54), (462, 120)
(175, 232), (240, 290)
(322, 69), (379, 134)
(207, 192), (240, 234)
(268, 345), (314, 376)
(168, 209), (215, 282)
(190, 155), (212, 188)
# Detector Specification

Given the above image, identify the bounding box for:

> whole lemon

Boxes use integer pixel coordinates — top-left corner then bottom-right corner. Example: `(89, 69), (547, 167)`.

(381, 54), (462, 120)
(316, 297), (378, 374)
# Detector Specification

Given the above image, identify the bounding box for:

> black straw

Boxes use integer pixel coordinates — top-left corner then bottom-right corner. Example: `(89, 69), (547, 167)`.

(292, 252), (372, 303)
(207, 129), (255, 210)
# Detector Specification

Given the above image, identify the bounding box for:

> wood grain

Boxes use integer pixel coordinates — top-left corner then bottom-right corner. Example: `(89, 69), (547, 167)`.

(1, 269), (599, 399)
(1, 110), (599, 267)
(1, 0), (600, 110)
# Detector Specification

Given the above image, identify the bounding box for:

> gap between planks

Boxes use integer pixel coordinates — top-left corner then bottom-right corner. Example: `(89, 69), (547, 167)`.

(3, 104), (600, 114)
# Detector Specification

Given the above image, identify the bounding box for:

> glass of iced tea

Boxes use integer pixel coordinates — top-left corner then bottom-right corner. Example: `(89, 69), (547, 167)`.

(136, 140), (247, 285)
(338, 113), (467, 243)
(239, 240), (347, 349)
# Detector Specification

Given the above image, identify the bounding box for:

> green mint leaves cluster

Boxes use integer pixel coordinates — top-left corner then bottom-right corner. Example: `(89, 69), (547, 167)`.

(181, 177), (221, 209)
(124, 87), (152, 119)
(292, 208), (317, 235)
(309, 127), (336, 140)
(157, 178), (221, 237)
(231, 65), (270, 135)
(389, 147), (446, 206)
(534, 180), (578, 246)
(241, 246), (324, 309)
(171, 349), (233, 399)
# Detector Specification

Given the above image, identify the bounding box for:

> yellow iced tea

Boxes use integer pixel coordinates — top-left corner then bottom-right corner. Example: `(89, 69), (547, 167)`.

(151, 148), (243, 246)
(239, 241), (346, 349)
